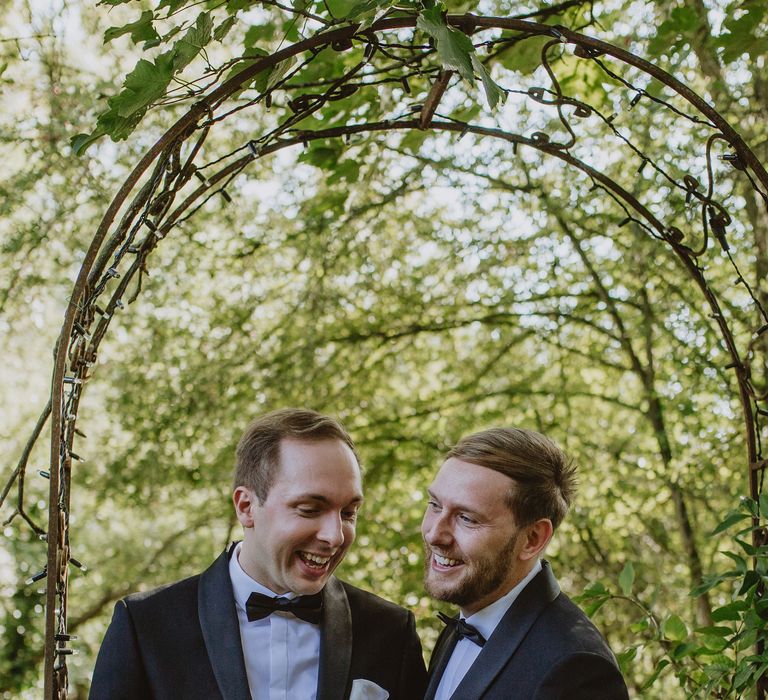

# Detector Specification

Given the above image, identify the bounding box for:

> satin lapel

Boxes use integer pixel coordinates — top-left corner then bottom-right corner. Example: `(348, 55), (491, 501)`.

(424, 626), (459, 700)
(450, 561), (561, 700)
(198, 545), (251, 700)
(317, 577), (352, 700)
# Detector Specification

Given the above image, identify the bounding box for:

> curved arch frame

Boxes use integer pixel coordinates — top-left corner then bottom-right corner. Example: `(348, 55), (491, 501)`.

(21, 15), (768, 696)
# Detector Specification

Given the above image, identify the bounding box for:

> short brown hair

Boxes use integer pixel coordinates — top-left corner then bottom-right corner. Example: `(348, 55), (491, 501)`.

(234, 408), (358, 502)
(447, 427), (576, 530)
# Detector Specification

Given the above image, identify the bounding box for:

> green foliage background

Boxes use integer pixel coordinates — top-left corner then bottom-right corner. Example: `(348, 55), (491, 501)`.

(2, 0), (768, 697)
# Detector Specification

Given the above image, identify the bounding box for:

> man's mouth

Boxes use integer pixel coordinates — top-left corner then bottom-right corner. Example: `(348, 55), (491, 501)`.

(297, 551), (332, 569)
(432, 552), (464, 568)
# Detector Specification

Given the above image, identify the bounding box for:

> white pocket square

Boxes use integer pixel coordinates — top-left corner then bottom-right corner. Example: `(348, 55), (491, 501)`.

(350, 678), (390, 700)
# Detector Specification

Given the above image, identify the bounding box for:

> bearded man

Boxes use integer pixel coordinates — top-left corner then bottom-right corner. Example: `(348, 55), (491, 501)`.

(421, 427), (629, 700)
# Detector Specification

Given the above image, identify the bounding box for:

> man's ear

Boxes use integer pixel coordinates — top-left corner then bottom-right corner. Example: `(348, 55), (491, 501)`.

(233, 486), (259, 528)
(519, 519), (554, 561)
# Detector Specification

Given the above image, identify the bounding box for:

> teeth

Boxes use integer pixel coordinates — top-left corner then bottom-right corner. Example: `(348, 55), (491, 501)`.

(300, 552), (331, 565)
(434, 553), (462, 567)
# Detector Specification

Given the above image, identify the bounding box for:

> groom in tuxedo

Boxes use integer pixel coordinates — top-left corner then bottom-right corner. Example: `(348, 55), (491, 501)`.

(422, 427), (629, 700)
(90, 408), (427, 699)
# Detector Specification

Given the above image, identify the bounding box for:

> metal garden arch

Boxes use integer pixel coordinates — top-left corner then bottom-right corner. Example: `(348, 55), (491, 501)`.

(4, 13), (768, 697)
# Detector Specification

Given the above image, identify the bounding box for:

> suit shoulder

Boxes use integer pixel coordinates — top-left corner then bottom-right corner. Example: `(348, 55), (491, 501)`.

(339, 581), (413, 621)
(540, 592), (618, 659)
(121, 572), (201, 612)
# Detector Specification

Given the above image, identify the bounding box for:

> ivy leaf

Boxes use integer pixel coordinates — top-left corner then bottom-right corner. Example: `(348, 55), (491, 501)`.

(299, 143), (342, 170)
(157, 0), (189, 14)
(173, 12), (213, 71)
(471, 54), (505, 110)
(618, 561), (634, 596)
(418, 5), (505, 110)
(498, 33), (550, 76)
(417, 5), (474, 83)
(326, 0), (360, 20)
(103, 10), (160, 45)
(214, 16), (238, 42)
(223, 48), (292, 97)
(114, 52), (176, 118)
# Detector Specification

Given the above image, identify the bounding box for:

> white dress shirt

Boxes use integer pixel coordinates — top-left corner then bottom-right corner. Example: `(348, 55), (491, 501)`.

(434, 560), (543, 700)
(229, 543), (321, 700)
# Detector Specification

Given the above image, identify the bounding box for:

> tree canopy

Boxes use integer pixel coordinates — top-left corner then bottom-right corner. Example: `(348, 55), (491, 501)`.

(2, 0), (768, 697)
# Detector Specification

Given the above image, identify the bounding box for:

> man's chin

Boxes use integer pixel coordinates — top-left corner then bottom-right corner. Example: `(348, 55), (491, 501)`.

(424, 576), (463, 604)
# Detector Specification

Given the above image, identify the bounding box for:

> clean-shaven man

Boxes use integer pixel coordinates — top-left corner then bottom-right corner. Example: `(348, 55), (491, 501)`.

(91, 408), (427, 699)
(422, 427), (629, 700)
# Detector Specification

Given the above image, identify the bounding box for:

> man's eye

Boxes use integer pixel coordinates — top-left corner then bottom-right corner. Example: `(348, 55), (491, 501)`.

(427, 500), (441, 511)
(342, 510), (358, 521)
(297, 508), (319, 516)
(458, 514), (476, 525)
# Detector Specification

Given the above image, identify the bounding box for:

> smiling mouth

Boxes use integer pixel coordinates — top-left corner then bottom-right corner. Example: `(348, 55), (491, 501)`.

(298, 551), (332, 569)
(432, 552), (463, 568)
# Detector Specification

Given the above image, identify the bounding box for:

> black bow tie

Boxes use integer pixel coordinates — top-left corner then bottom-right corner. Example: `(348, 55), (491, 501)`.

(437, 612), (486, 647)
(245, 591), (323, 625)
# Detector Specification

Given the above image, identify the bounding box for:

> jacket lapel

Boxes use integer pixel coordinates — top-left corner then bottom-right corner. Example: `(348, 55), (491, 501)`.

(317, 577), (353, 700)
(198, 545), (252, 700)
(450, 561), (561, 699)
(424, 625), (459, 700)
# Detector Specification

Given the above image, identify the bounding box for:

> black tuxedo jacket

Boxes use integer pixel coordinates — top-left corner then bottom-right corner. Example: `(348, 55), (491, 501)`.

(90, 545), (427, 699)
(425, 562), (629, 700)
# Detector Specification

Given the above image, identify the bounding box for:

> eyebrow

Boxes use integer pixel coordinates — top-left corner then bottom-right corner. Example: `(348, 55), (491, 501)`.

(295, 494), (364, 505)
(427, 489), (483, 517)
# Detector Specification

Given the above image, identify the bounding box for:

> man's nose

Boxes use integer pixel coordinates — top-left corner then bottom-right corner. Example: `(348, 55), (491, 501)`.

(422, 511), (452, 546)
(317, 513), (345, 548)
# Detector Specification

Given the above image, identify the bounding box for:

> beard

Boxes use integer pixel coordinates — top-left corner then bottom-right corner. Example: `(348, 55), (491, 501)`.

(423, 532), (520, 610)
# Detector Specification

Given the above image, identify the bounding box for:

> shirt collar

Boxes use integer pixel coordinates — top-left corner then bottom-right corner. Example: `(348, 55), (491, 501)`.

(460, 559), (543, 641)
(229, 541), (297, 613)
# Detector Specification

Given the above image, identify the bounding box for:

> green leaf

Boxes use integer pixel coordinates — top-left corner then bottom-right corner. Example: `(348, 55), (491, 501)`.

(759, 493), (768, 519)
(615, 646), (636, 666)
(497, 33), (550, 75)
(113, 52), (175, 118)
(299, 143), (342, 170)
(670, 641), (696, 659)
(738, 569), (761, 595)
(326, 0), (360, 19)
(711, 510), (750, 535)
(417, 5), (474, 83)
(662, 614), (688, 641)
(694, 625), (733, 637)
(618, 561), (634, 596)
(254, 56), (295, 94)
(417, 5), (504, 110)
(712, 600), (749, 622)
(103, 10), (160, 45)
(580, 581), (607, 596)
(71, 131), (104, 156)
(640, 659), (670, 691)
(470, 55), (505, 111)
(173, 12), (213, 71)
(326, 159), (361, 184)
(647, 6), (698, 57)
(214, 16), (238, 42)
(157, 0), (189, 14)
(583, 596), (609, 617)
(735, 537), (757, 556)
(721, 550), (748, 573)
